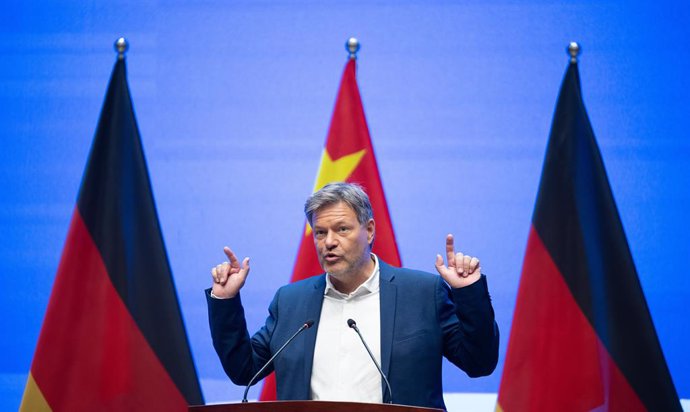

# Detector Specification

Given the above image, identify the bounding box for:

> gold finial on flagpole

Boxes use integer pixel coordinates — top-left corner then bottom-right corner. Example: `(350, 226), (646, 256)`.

(346, 37), (360, 60)
(115, 37), (129, 60)
(568, 41), (580, 63)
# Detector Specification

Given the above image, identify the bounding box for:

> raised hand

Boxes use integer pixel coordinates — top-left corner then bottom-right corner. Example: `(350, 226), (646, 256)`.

(211, 247), (250, 299)
(434, 234), (481, 288)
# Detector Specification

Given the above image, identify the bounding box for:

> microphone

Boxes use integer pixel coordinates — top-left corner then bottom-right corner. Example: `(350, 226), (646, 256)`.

(347, 318), (393, 404)
(242, 319), (314, 403)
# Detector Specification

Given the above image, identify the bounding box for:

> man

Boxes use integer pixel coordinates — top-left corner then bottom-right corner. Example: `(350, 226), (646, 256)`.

(207, 182), (498, 410)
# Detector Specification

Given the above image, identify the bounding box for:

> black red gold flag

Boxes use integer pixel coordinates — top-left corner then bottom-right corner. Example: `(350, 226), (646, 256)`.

(20, 53), (203, 411)
(497, 51), (681, 411)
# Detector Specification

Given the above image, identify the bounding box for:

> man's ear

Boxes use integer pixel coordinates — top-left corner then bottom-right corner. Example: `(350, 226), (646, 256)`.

(367, 219), (375, 245)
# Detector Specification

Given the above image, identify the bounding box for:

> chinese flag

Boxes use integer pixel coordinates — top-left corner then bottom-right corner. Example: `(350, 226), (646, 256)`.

(20, 54), (203, 411)
(496, 54), (681, 411)
(259, 57), (402, 400)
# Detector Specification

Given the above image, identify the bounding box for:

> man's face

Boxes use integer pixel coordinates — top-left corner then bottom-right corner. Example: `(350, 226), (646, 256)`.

(312, 201), (375, 280)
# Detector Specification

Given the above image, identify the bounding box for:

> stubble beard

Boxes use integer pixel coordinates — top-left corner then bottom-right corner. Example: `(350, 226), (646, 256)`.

(322, 250), (371, 284)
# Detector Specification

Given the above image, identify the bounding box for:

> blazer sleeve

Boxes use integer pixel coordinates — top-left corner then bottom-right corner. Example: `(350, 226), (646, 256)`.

(206, 288), (279, 385)
(437, 275), (500, 377)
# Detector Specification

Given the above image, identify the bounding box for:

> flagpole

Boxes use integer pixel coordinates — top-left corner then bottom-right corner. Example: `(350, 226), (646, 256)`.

(346, 37), (360, 60)
(115, 37), (128, 60)
(568, 41), (580, 63)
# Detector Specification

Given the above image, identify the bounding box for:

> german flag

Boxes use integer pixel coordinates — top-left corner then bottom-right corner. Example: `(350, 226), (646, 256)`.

(20, 49), (203, 411)
(259, 45), (401, 401)
(496, 49), (681, 411)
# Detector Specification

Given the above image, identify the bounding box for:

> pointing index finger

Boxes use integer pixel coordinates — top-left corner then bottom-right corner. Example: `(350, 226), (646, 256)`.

(445, 234), (456, 268)
(223, 247), (240, 267)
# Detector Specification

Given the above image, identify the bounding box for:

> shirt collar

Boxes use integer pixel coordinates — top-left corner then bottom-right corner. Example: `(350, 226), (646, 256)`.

(324, 254), (380, 299)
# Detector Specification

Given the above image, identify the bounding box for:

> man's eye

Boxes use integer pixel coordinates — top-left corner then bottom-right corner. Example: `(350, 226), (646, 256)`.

(338, 227), (349, 233)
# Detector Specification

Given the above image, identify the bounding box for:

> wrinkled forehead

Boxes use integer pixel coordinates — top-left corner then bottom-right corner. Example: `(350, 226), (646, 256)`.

(312, 201), (358, 222)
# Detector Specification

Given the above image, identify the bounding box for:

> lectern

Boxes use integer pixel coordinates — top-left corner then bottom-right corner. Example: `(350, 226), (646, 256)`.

(190, 401), (443, 412)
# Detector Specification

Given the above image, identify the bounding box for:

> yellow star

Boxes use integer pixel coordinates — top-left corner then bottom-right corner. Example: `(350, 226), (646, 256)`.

(304, 148), (366, 235)
(313, 149), (366, 192)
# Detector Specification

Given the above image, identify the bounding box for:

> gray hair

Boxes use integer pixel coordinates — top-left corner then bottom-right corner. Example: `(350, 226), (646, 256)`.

(304, 182), (374, 226)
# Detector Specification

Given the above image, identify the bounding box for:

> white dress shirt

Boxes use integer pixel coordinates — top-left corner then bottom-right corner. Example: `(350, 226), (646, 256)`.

(310, 254), (382, 403)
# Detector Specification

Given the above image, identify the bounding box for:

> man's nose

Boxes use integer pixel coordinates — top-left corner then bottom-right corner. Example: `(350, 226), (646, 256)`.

(324, 231), (338, 248)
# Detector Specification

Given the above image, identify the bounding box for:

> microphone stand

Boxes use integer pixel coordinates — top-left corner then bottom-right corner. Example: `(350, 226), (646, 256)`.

(347, 318), (393, 404)
(242, 320), (314, 403)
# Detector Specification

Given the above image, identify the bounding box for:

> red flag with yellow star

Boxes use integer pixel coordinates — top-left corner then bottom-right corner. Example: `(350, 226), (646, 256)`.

(259, 56), (402, 401)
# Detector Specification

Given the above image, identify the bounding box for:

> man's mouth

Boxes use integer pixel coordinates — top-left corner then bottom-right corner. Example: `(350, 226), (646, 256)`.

(324, 253), (340, 263)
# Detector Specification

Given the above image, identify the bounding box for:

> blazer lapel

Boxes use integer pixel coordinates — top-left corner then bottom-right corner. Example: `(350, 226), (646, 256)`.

(302, 274), (326, 398)
(379, 261), (397, 403)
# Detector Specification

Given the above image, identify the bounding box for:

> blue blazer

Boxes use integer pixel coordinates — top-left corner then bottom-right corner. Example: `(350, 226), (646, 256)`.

(207, 260), (499, 410)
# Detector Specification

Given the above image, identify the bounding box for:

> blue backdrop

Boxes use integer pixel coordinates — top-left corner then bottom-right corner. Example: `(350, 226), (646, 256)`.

(1, 1), (688, 409)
